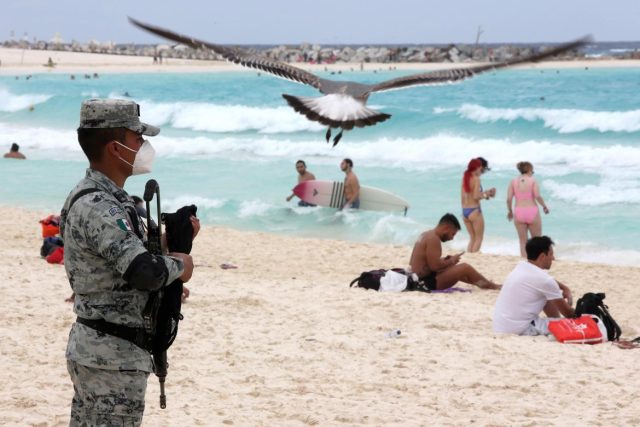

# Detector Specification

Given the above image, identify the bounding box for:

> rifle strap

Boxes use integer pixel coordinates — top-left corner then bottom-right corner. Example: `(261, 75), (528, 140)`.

(76, 316), (154, 352)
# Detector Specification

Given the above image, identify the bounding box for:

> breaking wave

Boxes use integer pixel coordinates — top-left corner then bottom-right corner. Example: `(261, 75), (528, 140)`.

(435, 104), (640, 133)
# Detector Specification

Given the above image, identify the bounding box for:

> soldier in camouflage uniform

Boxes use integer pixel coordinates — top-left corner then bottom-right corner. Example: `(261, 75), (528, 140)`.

(61, 99), (195, 426)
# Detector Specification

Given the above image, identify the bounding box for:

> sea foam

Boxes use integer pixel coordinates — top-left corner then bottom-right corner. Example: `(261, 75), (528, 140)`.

(4, 121), (640, 178)
(0, 88), (52, 112)
(435, 103), (640, 133)
(138, 100), (325, 134)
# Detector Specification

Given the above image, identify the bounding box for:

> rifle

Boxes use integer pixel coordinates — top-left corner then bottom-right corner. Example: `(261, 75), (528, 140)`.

(142, 179), (168, 408)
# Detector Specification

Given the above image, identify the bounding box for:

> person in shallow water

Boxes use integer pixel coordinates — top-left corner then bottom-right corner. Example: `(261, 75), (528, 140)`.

(286, 160), (316, 207)
(461, 159), (495, 253)
(507, 161), (550, 258)
(3, 143), (26, 159)
(340, 158), (360, 210)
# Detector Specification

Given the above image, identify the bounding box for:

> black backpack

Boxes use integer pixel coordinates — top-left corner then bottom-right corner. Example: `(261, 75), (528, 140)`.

(350, 268), (429, 292)
(574, 292), (621, 341)
(40, 236), (63, 257)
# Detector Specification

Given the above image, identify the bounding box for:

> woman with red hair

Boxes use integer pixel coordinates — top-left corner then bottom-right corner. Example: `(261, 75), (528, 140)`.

(461, 158), (495, 252)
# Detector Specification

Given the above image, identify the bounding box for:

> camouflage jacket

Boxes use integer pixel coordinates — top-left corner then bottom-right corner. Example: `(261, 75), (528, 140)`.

(61, 169), (184, 372)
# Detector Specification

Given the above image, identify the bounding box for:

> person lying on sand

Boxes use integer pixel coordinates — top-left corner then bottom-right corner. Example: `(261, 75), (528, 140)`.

(409, 213), (501, 291)
(492, 236), (574, 336)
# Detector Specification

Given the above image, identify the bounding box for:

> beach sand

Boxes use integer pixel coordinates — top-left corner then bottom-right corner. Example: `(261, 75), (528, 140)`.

(1, 206), (639, 426)
(1, 47), (640, 75)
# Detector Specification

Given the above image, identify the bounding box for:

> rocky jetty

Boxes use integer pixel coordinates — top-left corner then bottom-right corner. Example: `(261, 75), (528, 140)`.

(2, 38), (635, 63)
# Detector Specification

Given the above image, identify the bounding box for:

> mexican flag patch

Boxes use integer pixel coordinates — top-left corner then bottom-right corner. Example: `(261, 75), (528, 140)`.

(116, 218), (132, 232)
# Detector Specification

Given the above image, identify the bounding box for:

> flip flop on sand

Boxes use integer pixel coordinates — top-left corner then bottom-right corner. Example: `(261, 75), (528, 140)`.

(220, 263), (238, 270)
(612, 340), (640, 350)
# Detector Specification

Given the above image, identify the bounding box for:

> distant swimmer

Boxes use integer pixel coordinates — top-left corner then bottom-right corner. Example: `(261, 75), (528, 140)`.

(286, 160), (316, 206)
(507, 161), (550, 258)
(3, 143), (26, 159)
(129, 17), (589, 146)
(123, 91), (132, 97)
(409, 213), (501, 291)
(340, 158), (360, 210)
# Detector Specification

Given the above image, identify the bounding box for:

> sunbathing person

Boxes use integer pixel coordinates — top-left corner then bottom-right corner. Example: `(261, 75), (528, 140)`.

(409, 213), (501, 290)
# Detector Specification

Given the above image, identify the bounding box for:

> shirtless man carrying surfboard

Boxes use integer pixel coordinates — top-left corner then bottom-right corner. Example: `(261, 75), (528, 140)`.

(409, 213), (501, 291)
(286, 160), (316, 206)
(340, 158), (360, 209)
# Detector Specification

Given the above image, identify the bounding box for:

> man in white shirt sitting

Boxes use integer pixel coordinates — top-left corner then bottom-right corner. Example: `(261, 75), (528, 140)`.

(493, 236), (574, 336)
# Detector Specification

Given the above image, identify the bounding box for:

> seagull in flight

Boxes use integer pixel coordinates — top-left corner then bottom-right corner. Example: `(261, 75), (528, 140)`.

(130, 18), (589, 146)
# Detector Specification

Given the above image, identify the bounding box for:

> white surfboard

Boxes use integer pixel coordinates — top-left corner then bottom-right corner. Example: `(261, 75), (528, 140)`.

(293, 180), (409, 214)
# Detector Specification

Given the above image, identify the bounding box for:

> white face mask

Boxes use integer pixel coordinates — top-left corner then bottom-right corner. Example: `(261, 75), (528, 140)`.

(115, 140), (156, 175)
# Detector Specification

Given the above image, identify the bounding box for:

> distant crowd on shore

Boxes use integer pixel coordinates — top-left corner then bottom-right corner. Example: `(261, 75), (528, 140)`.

(0, 39), (605, 65)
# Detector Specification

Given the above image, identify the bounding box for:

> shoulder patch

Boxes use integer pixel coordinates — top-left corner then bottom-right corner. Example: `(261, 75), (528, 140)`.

(116, 218), (133, 232)
(109, 206), (123, 216)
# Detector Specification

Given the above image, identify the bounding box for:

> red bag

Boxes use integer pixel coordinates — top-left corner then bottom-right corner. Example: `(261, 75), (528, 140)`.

(40, 215), (61, 238)
(46, 247), (64, 264)
(548, 315), (607, 344)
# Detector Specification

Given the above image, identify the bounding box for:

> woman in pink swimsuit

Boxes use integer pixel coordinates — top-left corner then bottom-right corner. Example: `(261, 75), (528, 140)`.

(506, 161), (550, 257)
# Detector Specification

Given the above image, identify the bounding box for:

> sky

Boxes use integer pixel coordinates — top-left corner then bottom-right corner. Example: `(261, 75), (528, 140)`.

(2, 0), (639, 45)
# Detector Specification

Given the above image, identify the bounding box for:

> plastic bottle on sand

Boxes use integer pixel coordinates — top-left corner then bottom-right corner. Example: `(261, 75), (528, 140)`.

(384, 329), (401, 338)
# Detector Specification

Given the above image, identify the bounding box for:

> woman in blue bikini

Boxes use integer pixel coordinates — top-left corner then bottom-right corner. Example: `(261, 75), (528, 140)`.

(461, 158), (495, 252)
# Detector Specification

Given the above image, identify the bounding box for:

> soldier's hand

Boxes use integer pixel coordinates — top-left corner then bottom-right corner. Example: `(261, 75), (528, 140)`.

(170, 252), (194, 282)
(190, 216), (200, 239)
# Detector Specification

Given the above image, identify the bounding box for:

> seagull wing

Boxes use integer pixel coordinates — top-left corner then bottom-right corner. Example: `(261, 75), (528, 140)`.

(370, 37), (591, 93)
(129, 17), (322, 89)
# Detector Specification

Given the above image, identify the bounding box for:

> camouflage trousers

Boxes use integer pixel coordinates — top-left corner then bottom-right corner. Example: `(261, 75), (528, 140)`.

(67, 359), (149, 427)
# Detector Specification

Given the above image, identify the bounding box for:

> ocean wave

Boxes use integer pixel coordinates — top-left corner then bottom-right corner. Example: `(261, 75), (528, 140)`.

(448, 237), (640, 267)
(0, 88), (52, 112)
(238, 199), (276, 218)
(163, 195), (227, 212)
(557, 243), (640, 267)
(0, 123), (82, 159)
(544, 179), (640, 205)
(435, 103), (640, 133)
(4, 122), (640, 176)
(138, 100), (324, 134)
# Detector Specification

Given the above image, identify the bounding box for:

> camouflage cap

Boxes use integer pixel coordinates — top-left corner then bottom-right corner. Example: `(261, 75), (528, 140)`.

(78, 99), (160, 136)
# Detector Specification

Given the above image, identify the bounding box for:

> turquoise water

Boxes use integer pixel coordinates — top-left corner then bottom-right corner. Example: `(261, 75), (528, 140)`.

(1, 68), (639, 265)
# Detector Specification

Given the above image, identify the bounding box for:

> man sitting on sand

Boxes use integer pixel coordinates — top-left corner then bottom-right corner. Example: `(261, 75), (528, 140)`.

(3, 143), (26, 159)
(286, 160), (316, 206)
(492, 236), (574, 336)
(409, 213), (501, 291)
